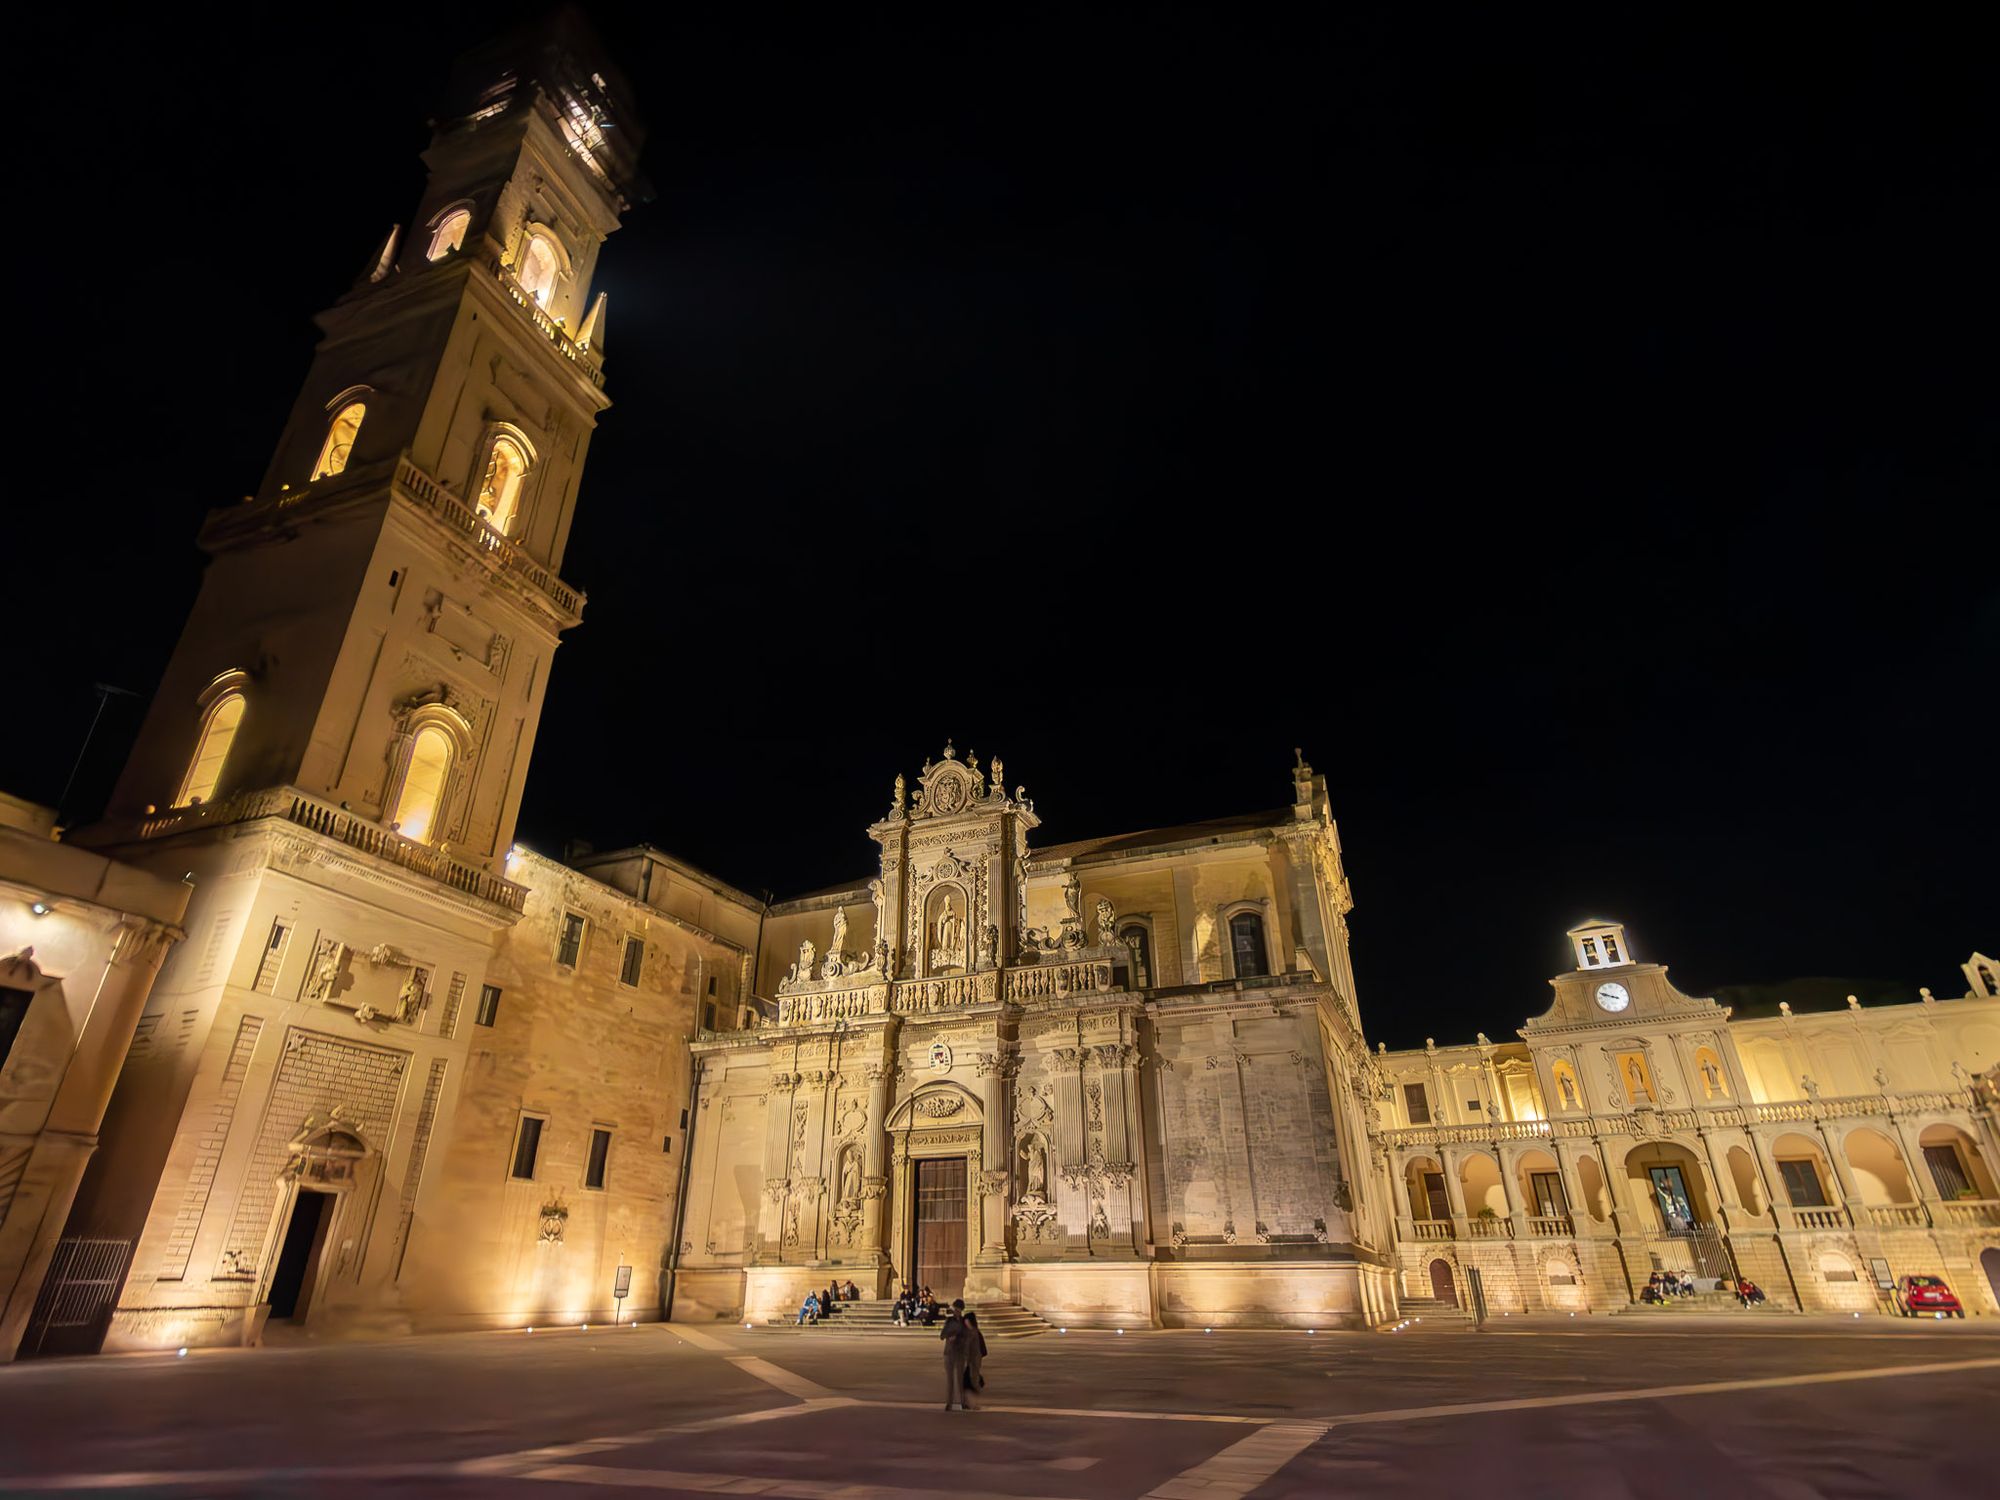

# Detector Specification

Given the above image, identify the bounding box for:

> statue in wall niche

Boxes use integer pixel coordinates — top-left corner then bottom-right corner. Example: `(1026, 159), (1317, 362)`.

(397, 969), (426, 1021)
(1558, 1071), (1579, 1110)
(1023, 1139), (1049, 1200)
(977, 923), (997, 967)
(1094, 897), (1117, 948)
(306, 940), (345, 1002)
(935, 895), (963, 964)
(1702, 1057), (1725, 1096)
(1626, 1056), (1648, 1099)
(841, 1149), (861, 1204)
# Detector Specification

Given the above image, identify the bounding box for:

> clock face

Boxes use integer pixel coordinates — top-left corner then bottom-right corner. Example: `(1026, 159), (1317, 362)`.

(1595, 982), (1631, 1013)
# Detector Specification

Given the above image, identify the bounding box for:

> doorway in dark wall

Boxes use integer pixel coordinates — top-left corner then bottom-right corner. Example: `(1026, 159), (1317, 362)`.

(267, 1189), (332, 1321)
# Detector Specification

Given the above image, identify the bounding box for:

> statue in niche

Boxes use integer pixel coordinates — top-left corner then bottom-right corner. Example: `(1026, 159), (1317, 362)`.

(841, 1148), (861, 1204)
(1022, 1138), (1048, 1200)
(934, 894), (963, 966)
(306, 940), (345, 1002)
(1701, 1057), (1724, 1096)
(1626, 1056), (1649, 1100)
(1558, 1070), (1579, 1110)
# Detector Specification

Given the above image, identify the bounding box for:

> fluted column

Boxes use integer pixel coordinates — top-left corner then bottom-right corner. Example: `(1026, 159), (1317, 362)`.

(860, 1060), (893, 1261)
(756, 1072), (797, 1263)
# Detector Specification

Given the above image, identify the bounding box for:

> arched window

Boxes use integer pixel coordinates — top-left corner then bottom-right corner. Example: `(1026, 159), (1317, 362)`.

(1227, 910), (1268, 979)
(391, 725), (455, 844)
(476, 434), (531, 534)
(1118, 922), (1152, 988)
(517, 231), (561, 307)
(177, 691), (245, 806)
(311, 401), (366, 481)
(426, 208), (471, 262)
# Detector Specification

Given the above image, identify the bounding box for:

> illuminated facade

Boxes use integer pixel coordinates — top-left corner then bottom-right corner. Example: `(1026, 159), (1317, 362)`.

(1369, 921), (2000, 1319)
(6, 24), (1996, 1357)
(674, 748), (1387, 1329)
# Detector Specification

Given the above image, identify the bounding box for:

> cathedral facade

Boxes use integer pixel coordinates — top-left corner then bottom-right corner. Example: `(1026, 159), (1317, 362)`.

(4, 23), (1996, 1360)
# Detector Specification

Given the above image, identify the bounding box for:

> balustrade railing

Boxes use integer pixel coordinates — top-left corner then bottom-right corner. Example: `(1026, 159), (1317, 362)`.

(1409, 1219), (1452, 1241)
(1466, 1217), (1513, 1240)
(129, 786), (525, 913)
(494, 266), (605, 386)
(1527, 1214), (1574, 1238)
(392, 456), (584, 619)
(1866, 1204), (1928, 1228)
(1934, 1198), (2000, 1227)
(1784, 1205), (1849, 1230)
(1003, 958), (1117, 1004)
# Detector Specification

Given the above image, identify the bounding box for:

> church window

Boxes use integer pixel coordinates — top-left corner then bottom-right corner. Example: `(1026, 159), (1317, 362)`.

(556, 912), (585, 968)
(311, 401), (366, 481)
(585, 1127), (612, 1190)
(427, 207), (470, 261)
(1118, 922), (1152, 987)
(475, 984), (501, 1027)
(177, 690), (245, 807)
(390, 725), (454, 844)
(620, 935), (645, 987)
(476, 434), (530, 534)
(1403, 1083), (1431, 1125)
(510, 1113), (545, 1180)
(1228, 911), (1268, 978)
(1777, 1158), (1828, 1208)
(517, 230), (561, 307)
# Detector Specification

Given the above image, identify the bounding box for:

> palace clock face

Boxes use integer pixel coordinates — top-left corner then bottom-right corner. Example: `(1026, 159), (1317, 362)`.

(1595, 981), (1631, 1013)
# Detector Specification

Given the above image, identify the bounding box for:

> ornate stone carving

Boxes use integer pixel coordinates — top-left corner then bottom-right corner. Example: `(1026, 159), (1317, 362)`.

(1086, 1082), (1104, 1132)
(912, 1093), (965, 1119)
(304, 937), (347, 1002)
(977, 1169), (1009, 1197)
(538, 1195), (569, 1244)
(1094, 896), (1117, 947)
(764, 1177), (792, 1203)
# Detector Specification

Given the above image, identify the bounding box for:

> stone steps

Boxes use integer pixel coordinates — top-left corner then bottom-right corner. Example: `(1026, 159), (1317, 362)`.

(1613, 1292), (1793, 1316)
(766, 1300), (1050, 1339)
(1390, 1296), (1474, 1328)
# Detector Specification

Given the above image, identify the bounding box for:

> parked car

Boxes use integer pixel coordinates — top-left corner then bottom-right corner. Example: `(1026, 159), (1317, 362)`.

(1895, 1275), (1964, 1319)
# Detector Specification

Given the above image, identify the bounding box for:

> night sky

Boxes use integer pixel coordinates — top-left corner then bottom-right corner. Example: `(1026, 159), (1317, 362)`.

(13, 6), (1992, 1046)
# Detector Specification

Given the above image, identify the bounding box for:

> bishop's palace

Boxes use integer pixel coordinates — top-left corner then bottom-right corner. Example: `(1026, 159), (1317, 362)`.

(3, 23), (1997, 1361)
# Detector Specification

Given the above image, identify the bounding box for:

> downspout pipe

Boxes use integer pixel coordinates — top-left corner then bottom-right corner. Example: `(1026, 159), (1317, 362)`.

(662, 1055), (704, 1323)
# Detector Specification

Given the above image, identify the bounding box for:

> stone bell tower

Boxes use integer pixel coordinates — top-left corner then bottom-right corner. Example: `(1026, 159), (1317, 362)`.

(97, 12), (644, 873)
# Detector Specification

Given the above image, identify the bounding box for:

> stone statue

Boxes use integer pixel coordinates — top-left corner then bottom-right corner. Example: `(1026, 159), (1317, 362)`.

(1062, 876), (1082, 922)
(874, 937), (891, 975)
(1094, 896), (1116, 948)
(936, 895), (962, 962)
(829, 906), (848, 961)
(306, 941), (344, 1002)
(1625, 1056), (1647, 1098)
(797, 939), (816, 980)
(989, 754), (1003, 797)
(977, 923), (997, 967)
(1701, 1057), (1723, 1095)
(1024, 1139), (1048, 1199)
(891, 773), (906, 815)
(841, 1149), (861, 1204)
(1559, 1071), (1579, 1109)
(397, 969), (425, 1020)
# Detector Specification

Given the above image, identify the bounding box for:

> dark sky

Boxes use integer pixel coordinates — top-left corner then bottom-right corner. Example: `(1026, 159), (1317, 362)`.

(13, 5), (1993, 1046)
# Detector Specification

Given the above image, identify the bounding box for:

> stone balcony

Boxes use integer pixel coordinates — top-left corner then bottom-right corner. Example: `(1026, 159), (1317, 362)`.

(102, 785), (527, 916)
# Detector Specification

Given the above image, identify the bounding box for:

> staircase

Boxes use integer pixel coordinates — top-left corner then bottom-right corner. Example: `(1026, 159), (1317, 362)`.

(1612, 1290), (1791, 1316)
(1389, 1295), (1474, 1329)
(765, 1299), (1050, 1339)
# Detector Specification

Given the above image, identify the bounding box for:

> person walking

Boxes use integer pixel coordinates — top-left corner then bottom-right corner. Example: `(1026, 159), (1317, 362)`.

(940, 1299), (973, 1411)
(963, 1308), (988, 1395)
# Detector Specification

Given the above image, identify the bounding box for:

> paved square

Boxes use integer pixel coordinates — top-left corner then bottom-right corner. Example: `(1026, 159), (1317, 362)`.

(2, 1320), (1995, 1497)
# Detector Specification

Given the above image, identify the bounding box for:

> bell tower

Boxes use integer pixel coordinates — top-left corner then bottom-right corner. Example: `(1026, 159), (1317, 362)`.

(97, 13), (644, 874)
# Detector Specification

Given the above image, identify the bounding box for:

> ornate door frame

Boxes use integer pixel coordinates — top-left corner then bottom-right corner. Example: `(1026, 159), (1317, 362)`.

(885, 1085), (983, 1292)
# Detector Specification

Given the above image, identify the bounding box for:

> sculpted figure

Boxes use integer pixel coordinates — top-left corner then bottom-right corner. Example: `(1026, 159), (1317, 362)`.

(830, 906), (848, 960)
(1094, 896), (1116, 947)
(936, 895), (962, 960)
(797, 938), (816, 979)
(1559, 1071), (1579, 1110)
(841, 1149), (861, 1204)
(1024, 1139), (1048, 1199)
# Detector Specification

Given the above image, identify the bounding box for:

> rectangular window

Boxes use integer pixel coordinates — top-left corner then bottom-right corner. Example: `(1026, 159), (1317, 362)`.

(475, 984), (501, 1027)
(706, 976), (717, 995)
(585, 1128), (612, 1190)
(1530, 1171), (1568, 1218)
(511, 1114), (545, 1180)
(1421, 1171), (1450, 1221)
(702, 1001), (718, 1032)
(253, 920), (293, 994)
(556, 912), (585, 968)
(1403, 1083), (1431, 1125)
(1778, 1158), (1828, 1208)
(1924, 1143), (1972, 1199)
(620, 936), (645, 987)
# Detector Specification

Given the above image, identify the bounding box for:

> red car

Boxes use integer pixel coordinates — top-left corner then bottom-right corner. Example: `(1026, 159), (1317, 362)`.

(1896, 1275), (1965, 1319)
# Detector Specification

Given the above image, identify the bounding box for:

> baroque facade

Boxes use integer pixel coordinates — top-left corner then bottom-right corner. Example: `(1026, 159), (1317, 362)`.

(4, 23), (1995, 1358)
(675, 746), (1387, 1329)
(1369, 922), (2000, 1319)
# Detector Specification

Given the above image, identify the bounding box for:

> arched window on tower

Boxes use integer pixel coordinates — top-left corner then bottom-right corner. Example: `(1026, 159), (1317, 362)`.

(1227, 910), (1269, 979)
(311, 400), (366, 481)
(177, 689), (246, 807)
(390, 725), (455, 844)
(427, 207), (471, 262)
(476, 433), (531, 534)
(516, 231), (562, 307)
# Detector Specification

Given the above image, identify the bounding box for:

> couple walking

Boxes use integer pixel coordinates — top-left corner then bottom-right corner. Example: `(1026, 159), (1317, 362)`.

(938, 1299), (988, 1411)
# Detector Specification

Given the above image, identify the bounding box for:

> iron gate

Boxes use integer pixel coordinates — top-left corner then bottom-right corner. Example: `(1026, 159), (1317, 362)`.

(22, 1238), (131, 1358)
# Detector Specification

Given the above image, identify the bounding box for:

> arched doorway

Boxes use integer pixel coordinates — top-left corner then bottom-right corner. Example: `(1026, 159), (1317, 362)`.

(1429, 1258), (1456, 1305)
(1982, 1248), (2000, 1313)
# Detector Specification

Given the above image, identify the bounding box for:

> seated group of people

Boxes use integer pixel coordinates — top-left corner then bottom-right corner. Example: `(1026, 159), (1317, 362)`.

(1734, 1278), (1767, 1306)
(795, 1278), (862, 1324)
(1639, 1270), (1697, 1303)
(891, 1285), (943, 1326)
